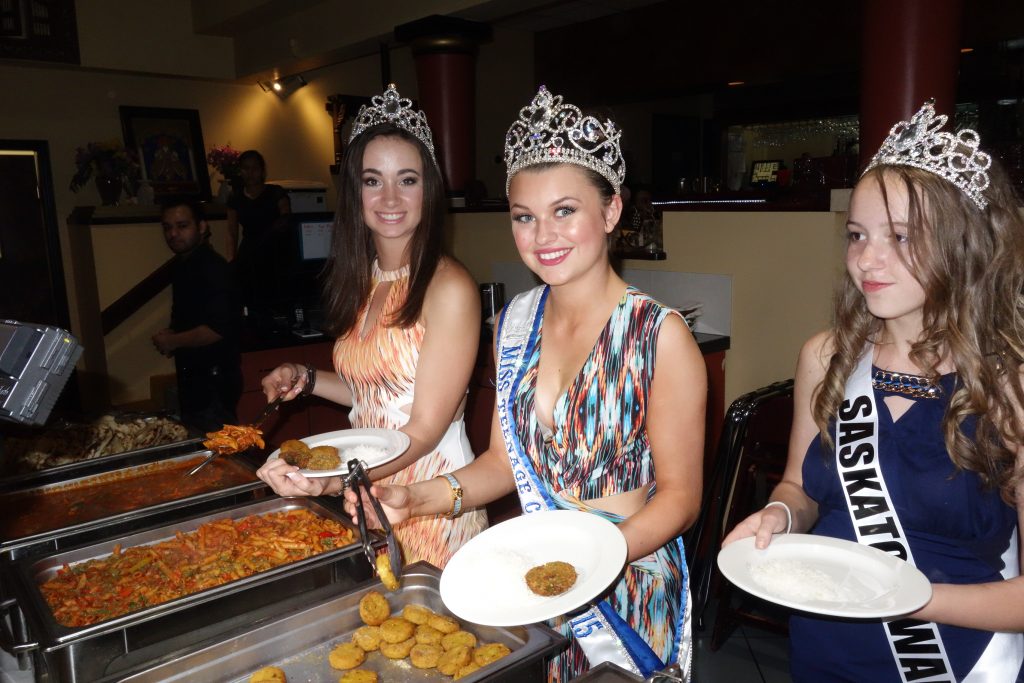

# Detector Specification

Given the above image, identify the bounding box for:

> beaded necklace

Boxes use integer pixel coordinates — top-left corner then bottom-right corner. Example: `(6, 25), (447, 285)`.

(372, 259), (410, 282)
(871, 368), (943, 399)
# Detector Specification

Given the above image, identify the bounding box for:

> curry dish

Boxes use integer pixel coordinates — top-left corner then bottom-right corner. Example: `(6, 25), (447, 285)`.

(0, 456), (256, 540)
(40, 508), (354, 627)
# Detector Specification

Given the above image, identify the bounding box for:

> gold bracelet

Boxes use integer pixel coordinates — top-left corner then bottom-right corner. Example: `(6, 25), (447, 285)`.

(438, 473), (464, 519)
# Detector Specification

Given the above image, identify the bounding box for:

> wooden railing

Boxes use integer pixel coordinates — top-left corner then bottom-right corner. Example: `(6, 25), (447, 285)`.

(100, 257), (175, 335)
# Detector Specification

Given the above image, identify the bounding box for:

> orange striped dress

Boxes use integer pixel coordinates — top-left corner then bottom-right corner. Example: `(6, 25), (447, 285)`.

(333, 262), (487, 568)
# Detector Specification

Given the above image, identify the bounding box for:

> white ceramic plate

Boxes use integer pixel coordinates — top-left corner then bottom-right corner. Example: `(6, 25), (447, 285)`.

(717, 534), (932, 618)
(439, 509), (627, 626)
(266, 428), (410, 478)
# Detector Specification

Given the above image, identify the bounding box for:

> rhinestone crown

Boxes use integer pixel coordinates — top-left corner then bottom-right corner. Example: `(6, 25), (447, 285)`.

(504, 86), (625, 196)
(348, 84), (436, 162)
(863, 99), (991, 210)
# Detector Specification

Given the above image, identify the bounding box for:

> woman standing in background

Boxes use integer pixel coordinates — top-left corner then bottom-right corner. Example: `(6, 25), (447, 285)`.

(226, 149), (290, 305)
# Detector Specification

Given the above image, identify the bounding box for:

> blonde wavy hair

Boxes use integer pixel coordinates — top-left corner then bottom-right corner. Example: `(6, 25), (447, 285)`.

(813, 162), (1024, 503)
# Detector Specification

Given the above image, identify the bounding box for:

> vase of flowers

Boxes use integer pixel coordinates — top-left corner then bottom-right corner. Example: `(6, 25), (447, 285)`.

(207, 144), (241, 203)
(70, 140), (141, 206)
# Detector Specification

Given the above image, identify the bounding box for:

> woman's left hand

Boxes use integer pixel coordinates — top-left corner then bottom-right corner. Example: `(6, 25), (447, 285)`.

(256, 455), (337, 497)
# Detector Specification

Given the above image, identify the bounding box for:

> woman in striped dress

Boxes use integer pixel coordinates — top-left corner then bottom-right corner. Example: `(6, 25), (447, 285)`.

(344, 86), (705, 681)
(256, 85), (486, 568)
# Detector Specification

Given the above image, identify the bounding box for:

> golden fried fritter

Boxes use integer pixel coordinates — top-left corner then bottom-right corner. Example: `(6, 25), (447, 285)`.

(427, 613), (460, 634)
(328, 642), (366, 670)
(410, 642), (443, 669)
(351, 625), (382, 652)
(379, 617), (415, 644)
(525, 561), (578, 596)
(415, 623), (443, 645)
(279, 439), (311, 468)
(306, 445), (341, 470)
(473, 642), (512, 667)
(402, 603), (434, 625)
(339, 669), (378, 683)
(442, 630), (477, 651)
(454, 662), (481, 680)
(358, 590), (390, 626)
(376, 553), (399, 591)
(437, 645), (473, 676)
(250, 666), (287, 683)
(379, 635), (416, 659)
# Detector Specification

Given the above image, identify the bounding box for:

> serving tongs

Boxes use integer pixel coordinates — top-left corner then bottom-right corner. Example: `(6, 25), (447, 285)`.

(186, 395), (285, 476)
(345, 457), (402, 584)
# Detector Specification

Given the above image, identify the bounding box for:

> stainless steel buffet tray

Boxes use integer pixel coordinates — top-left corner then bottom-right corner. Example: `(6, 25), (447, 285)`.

(0, 437), (206, 491)
(103, 562), (566, 683)
(0, 419), (204, 489)
(6, 496), (381, 683)
(0, 450), (265, 564)
(0, 447), (267, 676)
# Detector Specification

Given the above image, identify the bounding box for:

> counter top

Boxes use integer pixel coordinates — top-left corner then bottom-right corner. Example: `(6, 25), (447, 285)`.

(243, 327), (729, 357)
(694, 332), (730, 355)
(240, 326), (333, 353)
(70, 203), (229, 226)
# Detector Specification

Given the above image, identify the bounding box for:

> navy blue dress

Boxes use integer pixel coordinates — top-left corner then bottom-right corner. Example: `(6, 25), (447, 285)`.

(792, 371), (1021, 682)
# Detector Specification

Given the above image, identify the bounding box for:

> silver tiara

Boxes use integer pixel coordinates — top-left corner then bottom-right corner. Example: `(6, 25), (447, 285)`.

(348, 84), (436, 162)
(863, 99), (991, 210)
(504, 86), (625, 195)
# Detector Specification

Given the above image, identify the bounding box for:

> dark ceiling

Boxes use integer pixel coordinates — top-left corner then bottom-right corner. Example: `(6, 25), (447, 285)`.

(531, 0), (1024, 123)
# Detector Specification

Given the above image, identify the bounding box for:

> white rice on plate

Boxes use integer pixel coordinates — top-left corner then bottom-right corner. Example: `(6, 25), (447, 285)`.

(749, 559), (855, 603)
(340, 444), (389, 462)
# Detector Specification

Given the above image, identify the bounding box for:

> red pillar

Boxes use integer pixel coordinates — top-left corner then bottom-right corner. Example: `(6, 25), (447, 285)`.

(412, 43), (477, 195)
(860, 0), (964, 168)
(394, 16), (491, 198)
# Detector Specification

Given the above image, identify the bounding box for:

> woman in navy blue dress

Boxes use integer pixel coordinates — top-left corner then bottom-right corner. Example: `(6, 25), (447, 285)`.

(725, 101), (1024, 681)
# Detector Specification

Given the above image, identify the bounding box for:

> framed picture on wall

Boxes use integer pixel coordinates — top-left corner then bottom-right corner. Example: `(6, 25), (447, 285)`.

(119, 106), (212, 201)
(750, 159), (782, 187)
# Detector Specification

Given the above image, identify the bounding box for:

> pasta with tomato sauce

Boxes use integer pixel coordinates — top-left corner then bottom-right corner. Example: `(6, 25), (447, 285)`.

(40, 509), (354, 627)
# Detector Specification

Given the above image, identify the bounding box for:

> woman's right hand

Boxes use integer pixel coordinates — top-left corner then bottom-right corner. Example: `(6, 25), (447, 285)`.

(342, 484), (413, 529)
(261, 363), (308, 402)
(256, 456), (336, 497)
(722, 505), (789, 550)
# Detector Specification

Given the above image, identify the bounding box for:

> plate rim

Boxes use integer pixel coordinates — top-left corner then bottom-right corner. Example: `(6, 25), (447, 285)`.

(439, 508), (627, 626)
(265, 427), (410, 478)
(717, 533), (932, 618)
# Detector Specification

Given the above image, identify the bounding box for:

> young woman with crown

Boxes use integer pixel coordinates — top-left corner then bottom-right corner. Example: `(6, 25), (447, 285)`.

(256, 84), (487, 568)
(344, 86), (705, 681)
(724, 101), (1024, 681)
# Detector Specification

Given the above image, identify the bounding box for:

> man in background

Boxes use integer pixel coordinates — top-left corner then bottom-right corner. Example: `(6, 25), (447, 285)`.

(152, 199), (242, 432)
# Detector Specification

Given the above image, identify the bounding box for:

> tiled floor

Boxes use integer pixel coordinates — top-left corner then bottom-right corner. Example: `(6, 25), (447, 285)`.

(691, 599), (792, 682)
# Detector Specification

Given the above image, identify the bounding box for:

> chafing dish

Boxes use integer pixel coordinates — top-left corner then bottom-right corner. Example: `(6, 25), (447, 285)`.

(0, 450), (265, 565)
(5, 496), (380, 683)
(0, 425), (204, 492)
(0, 447), (268, 675)
(102, 561), (566, 683)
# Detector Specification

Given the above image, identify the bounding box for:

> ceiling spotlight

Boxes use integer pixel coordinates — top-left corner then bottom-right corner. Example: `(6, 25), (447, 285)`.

(258, 74), (307, 99)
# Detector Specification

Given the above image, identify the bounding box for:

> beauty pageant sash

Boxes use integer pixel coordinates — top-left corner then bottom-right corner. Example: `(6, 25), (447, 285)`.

(837, 351), (955, 682)
(495, 286), (666, 679)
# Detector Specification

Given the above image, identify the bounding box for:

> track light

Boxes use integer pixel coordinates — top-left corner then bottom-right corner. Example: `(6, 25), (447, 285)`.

(258, 74), (307, 99)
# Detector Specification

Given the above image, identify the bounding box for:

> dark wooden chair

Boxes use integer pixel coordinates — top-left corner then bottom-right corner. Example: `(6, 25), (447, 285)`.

(685, 379), (795, 650)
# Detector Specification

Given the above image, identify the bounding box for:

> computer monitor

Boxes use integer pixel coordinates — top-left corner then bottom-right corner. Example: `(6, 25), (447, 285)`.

(296, 212), (334, 261)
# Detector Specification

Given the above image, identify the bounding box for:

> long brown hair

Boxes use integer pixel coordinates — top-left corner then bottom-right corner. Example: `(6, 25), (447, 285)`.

(813, 162), (1024, 502)
(321, 124), (445, 337)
